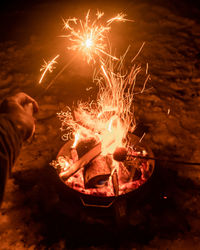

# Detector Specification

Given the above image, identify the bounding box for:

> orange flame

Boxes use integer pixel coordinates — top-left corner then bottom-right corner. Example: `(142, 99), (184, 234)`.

(58, 156), (70, 171)
(58, 55), (145, 157)
(72, 132), (80, 148)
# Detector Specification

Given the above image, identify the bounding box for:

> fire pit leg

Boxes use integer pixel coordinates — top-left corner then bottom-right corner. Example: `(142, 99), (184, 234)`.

(113, 198), (128, 228)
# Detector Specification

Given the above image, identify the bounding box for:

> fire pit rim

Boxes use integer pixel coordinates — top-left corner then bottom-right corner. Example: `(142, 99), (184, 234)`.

(56, 133), (155, 207)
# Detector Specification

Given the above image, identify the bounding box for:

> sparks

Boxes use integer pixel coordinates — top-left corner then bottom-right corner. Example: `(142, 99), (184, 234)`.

(39, 54), (60, 84)
(39, 10), (132, 86)
(62, 10), (132, 64)
(57, 55), (144, 156)
(96, 10), (104, 19)
(107, 13), (134, 25)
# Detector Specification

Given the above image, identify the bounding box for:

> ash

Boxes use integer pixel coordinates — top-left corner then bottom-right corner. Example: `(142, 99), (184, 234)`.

(0, 0), (200, 249)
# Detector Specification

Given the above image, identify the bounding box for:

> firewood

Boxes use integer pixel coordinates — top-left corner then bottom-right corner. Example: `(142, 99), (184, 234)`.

(59, 143), (101, 180)
(84, 155), (111, 188)
(70, 147), (78, 162)
(112, 169), (119, 196)
(132, 168), (142, 181)
(118, 162), (132, 183)
(106, 155), (119, 196)
(76, 137), (97, 158)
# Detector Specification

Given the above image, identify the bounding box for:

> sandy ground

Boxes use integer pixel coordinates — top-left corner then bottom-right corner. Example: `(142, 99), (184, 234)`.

(0, 0), (200, 249)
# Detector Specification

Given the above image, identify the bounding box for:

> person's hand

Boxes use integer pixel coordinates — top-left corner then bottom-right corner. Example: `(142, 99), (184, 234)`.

(0, 92), (39, 140)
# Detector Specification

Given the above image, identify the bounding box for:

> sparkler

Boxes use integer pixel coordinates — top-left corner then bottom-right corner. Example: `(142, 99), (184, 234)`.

(62, 10), (127, 63)
(39, 10), (133, 85)
(39, 55), (59, 84)
(107, 12), (133, 25)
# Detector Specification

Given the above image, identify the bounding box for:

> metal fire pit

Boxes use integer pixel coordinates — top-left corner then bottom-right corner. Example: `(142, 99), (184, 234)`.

(56, 134), (155, 209)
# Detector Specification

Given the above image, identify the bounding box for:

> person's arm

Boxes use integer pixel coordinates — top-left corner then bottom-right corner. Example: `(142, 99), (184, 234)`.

(0, 92), (38, 205)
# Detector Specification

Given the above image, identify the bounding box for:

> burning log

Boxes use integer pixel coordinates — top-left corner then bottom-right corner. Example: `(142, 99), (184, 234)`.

(60, 143), (101, 180)
(112, 170), (119, 196)
(114, 147), (143, 182)
(76, 137), (98, 158)
(106, 155), (119, 196)
(70, 147), (78, 162)
(84, 155), (111, 188)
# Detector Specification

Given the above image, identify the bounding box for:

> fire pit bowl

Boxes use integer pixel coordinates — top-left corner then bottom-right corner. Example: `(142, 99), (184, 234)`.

(55, 134), (155, 208)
